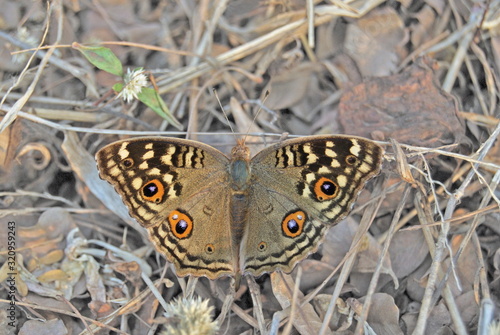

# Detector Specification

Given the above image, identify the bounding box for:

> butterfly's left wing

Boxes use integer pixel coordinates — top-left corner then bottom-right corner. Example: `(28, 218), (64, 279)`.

(241, 135), (383, 277)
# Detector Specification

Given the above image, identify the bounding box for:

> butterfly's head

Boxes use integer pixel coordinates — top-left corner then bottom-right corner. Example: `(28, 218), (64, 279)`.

(231, 139), (251, 161)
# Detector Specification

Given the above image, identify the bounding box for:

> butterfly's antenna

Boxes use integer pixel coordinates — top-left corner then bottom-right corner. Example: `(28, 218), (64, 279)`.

(242, 90), (270, 145)
(213, 88), (238, 143)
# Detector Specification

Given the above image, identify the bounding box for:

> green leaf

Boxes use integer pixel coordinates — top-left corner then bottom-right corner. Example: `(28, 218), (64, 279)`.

(112, 82), (124, 93)
(138, 87), (183, 130)
(72, 42), (123, 77)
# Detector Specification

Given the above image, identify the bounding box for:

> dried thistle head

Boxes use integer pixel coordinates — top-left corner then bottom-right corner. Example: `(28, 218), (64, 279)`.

(160, 296), (218, 335)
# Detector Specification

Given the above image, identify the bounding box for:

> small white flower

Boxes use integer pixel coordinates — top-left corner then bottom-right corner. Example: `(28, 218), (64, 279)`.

(161, 296), (218, 335)
(17, 27), (38, 46)
(12, 27), (39, 64)
(116, 67), (148, 103)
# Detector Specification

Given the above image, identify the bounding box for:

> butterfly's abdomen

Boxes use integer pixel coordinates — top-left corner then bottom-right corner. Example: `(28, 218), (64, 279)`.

(230, 190), (249, 276)
(230, 192), (248, 242)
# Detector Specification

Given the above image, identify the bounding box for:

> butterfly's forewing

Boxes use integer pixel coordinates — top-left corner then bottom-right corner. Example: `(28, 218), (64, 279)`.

(241, 136), (383, 277)
(96, 138), (237, 279)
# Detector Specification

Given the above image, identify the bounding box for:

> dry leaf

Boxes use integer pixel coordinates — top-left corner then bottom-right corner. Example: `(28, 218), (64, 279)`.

(344, 7), (407, 77)
(271, 272), (332, 335)
(389, 229), (429, 278)
(359, 293), (404, 335)
(339, 58), (465, 146)
(19, 318), (68, 335)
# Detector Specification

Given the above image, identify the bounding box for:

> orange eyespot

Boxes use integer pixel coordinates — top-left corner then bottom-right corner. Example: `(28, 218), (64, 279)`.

(346, 155), (357, 165)
(282, 210), (306, 238)
(258, 242), (267, 251)
(168, 210), (193, 239)
(205, 244), (215, 254)
(122, 157), (134, 168)
(314, 177), (339, 201)
(141, 179), (164, 203)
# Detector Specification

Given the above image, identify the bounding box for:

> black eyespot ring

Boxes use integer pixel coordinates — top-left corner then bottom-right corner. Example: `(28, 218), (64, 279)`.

(168, 210), (193, 239)
(346, 155), (357, 165)
(122, 157), (134, 168)
(205, 244), (215, 254)
(282, 210), (306, 238)
(314, 177), (339, 201)
(258, 242), (267, 251)
(141, 179), (164, 203)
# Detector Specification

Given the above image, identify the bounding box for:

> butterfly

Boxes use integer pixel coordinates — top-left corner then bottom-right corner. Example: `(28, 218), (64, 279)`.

(96, 135), (383, 280)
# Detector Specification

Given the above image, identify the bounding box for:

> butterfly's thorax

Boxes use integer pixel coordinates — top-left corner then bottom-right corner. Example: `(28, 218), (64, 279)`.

(229, 159), (251, 190)
(229, 140), (252, 191)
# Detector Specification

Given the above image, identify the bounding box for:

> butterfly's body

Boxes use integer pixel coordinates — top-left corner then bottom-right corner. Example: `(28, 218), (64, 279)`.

(96, 135), (383, 280)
